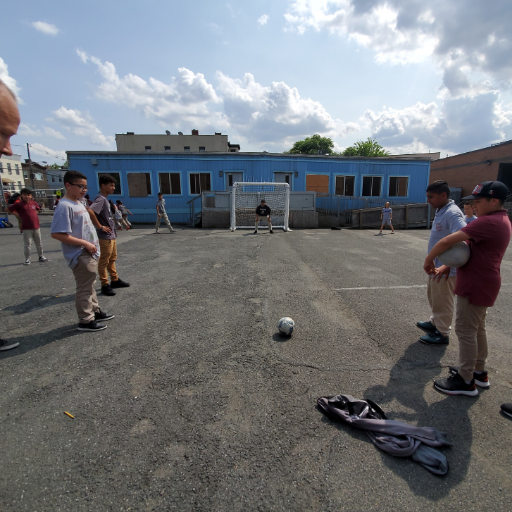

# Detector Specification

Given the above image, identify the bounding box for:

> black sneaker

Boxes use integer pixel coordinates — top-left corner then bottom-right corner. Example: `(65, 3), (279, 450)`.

(416, 320), (436, 333)
(449, 366), (489, 388)
(500, 403), (512, 418)
(101, 284), (116, 296)
(434, 372), (478, 396)
(77, 321), (107, 332)
(0, 338), (19, 351)
(419, 330), (449, 345)
(269, 230), (274, 234)
(253, 230), (258, 234)
(110, 278), (130, 288)
(95, 310), (115, 322)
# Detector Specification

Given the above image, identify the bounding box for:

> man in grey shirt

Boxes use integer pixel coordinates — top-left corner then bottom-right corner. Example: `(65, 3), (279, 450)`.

(155, 192), (176, 234)
(417, 180), (466, 345)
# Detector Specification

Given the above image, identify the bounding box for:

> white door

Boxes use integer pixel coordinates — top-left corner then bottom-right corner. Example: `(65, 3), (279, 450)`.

(226, 172), (244, 190)
(275, 173), (293, 190)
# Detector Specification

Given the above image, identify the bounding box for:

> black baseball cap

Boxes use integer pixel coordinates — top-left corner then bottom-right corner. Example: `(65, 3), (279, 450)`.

(462, 181), (509, 201)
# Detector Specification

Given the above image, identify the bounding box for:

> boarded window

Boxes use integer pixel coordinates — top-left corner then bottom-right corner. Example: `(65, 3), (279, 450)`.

(335, 176), (355, 196)
(159, 173), (181, 195)
(199, 146), (205, 152)
(189, 173), (211, 195)
(306, 174), (329, 194)
(99, 172), (122, 195)
(127, 173), (152, 197)
(389, 176), (408, 197)
(362, 176), (382, 196)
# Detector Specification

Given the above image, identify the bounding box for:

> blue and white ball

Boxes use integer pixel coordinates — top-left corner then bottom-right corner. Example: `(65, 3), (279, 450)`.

(278, 317), (295, 336)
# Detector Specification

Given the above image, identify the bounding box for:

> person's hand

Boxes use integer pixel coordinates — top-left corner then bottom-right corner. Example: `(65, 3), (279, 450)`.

(433, 265), (451, 282)
(423, 257), (436, 276)
(158, 213), (161, 218)
(101, 225), (112, 234)
(84, 242), (97, 255)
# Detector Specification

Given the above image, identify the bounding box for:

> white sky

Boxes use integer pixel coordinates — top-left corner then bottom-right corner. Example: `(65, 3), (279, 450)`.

(2, 0), (512, 164)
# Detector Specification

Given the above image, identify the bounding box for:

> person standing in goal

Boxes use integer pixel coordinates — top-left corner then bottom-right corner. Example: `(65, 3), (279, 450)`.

(254, 199), (273, 234)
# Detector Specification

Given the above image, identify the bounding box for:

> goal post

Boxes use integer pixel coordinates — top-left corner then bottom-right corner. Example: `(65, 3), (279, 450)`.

(230, 182), (290, 231)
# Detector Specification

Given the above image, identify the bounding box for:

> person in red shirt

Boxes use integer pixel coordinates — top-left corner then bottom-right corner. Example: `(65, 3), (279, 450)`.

(8, 188), (49, 265)
(423, 181), (511, 397)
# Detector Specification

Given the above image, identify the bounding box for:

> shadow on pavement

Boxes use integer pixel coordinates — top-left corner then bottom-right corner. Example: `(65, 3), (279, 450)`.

(0, 324), (81, 360)
(3, 294), (75, 315)
(362, 340), (478, 501)
(272, 332), (292, 343)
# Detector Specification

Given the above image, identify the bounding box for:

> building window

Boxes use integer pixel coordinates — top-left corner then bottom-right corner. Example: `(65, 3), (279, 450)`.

(389, 176), (409, 197)
(230, 149), (236, 152)
(184, 146), (190, 152)
(145, 146), (152, 152)
(199, 146), (205, 152)
(23, 171), (28, 178)
(7, 163), (12, 174)
(18, 181), (22, 187)
(335, 176), (355, 196)
(189, 173), (211, 195)
(164, 146), (171, 151)
(58, 177), (62, 182)
(15, 164), (20, 175)
(98, 172), (122, 195)
(159, 173), (181, 195)
(0, 163), (3, 173)
(306, 174), (329, 194)
(51, 176), (55, 182)
(127, 173), (152, 197)
(362, 176), (382, 196)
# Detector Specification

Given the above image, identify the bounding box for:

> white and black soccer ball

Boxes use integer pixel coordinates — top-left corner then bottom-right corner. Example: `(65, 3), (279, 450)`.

(278, 317), (295, 336)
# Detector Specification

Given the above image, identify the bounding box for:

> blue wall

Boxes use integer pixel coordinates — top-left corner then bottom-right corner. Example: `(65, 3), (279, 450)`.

(68, 152), (431, 224)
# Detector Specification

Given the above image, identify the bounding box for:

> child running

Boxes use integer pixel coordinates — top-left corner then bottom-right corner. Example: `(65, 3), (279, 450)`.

(155, 192), (176, 234)
(424, 181), (511, 396)
(116, 200), (133, 230)
(50, 171), (114, 331)
(379, 202), (395, 234)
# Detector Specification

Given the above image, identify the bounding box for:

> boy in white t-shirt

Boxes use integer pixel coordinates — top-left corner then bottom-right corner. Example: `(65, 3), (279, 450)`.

(51, 171), (114, 332)
(463, 201), (477, 224)
(379, 202), (395, 234)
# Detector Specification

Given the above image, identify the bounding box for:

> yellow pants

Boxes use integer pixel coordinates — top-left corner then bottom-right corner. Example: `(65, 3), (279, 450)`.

(98, 239), (118, 286)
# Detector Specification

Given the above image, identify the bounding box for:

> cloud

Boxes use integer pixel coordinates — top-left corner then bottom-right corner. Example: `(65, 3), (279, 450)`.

(30, 143), (66, 162)
(284, 1), (512, 94)
(18, 123), (41, 137)
(77, 50), (228, 132)
(215, 71), (359, 148)
(258, 14), (269, 26)
(364, 92), (512, 154)
(52, 107), (113, 147)
(31, 21), (59, 36)
(44, 127), (66, 140)
(0, 57), (21, 97)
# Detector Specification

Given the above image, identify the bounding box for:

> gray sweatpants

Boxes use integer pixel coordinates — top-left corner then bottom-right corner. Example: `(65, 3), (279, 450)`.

(23, 228), (44, 260)
(156, 212), (173, 231)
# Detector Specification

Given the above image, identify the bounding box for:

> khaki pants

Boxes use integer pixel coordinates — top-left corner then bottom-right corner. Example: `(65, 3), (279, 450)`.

(426, 274), (456, 336)
(255, 216), (272, 232)
(98, 239), (118, 286)
(72, 253), (100, 323)
(455, 296), (488, 381)
(156, 212), (173, 231)
(23, 228), (44, 260)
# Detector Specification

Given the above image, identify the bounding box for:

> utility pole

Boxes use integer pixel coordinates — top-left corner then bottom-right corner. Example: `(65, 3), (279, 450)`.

(27, 142), (35, 189)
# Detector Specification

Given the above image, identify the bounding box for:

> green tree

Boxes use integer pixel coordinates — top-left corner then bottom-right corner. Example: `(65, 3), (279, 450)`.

(287, 134), (335, 155)
(342, 137), (390, 157)
(49, 163), (61, 169)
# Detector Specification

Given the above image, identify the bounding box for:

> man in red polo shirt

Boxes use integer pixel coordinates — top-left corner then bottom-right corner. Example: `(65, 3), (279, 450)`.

(423, 181), (511, 399)
(9, 187), (49, 265)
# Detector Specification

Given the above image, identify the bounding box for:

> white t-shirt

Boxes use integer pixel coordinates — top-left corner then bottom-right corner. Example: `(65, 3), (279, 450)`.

(51, 198), (100, 269)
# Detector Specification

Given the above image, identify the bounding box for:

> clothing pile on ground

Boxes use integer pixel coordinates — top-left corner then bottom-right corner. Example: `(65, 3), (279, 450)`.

(317, 394), (452, 476)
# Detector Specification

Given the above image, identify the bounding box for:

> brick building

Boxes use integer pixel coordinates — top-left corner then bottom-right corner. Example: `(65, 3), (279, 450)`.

(430, 140), (512, 197)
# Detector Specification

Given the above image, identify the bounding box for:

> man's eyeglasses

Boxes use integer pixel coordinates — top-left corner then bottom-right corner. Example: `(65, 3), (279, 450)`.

(70, 184), (89, 191)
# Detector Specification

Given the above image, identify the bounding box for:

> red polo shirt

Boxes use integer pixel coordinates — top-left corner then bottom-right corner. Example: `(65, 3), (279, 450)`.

(8, 199), (41, 230)
(455, 210), (512, 307)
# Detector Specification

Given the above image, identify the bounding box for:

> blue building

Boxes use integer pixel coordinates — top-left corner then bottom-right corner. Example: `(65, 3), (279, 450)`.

(67, 151), (431, 225)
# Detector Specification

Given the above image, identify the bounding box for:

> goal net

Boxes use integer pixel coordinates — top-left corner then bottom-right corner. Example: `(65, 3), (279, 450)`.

(230, 182), (290, 231)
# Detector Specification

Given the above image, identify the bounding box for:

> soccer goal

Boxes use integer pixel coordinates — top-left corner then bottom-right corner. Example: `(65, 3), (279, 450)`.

(230, 182), (290, 231)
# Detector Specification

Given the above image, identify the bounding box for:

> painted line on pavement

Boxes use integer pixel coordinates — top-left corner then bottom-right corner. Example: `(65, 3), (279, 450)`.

(335, 285), (427, 291)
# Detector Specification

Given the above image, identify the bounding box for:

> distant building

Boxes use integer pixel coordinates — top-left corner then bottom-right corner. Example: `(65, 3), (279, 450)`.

(391, 152), (441, 161)
(21, 160), (49, 192)
(0, 154), (25, 192)
(430, 140), (512, 198)
(115, 130), (240, 153)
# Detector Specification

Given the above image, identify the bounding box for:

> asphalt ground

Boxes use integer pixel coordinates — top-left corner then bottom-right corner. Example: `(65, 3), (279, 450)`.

(1, 220), (511, 511)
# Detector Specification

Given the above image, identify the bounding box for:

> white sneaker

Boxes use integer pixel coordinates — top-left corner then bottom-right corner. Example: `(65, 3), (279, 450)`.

(39, 256), (49, 262)
(24, 259), (31, 265)
(154, 230), (160, 234)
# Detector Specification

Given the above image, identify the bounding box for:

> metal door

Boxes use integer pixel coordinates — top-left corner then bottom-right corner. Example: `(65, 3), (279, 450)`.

(226, 172), (244, 190)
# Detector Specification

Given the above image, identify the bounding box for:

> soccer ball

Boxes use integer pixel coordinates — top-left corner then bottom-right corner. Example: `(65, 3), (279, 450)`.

(278, 317), (295, 336)
(438, 242), (471, 268)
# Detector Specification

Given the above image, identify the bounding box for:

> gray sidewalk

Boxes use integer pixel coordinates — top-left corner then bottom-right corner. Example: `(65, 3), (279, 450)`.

(1, 222), (511, 511)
